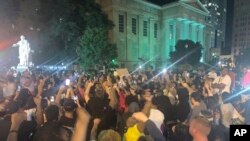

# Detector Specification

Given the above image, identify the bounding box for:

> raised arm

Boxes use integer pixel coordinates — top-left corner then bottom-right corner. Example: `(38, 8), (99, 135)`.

(71, 108), (91, 141)
(7, 111), (27, 141)
(34, 96), (43, 126)
(84, 81), (94, 103)
(132, 112), (166, 141)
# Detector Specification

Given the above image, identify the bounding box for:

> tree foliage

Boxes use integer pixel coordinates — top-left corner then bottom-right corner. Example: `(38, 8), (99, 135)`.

(36, 0), (116, 67)
(74, 1), (116, 69)
(170, 40), (203, 66)
(38, 0), (83, 51)
(77, 27), (117, 69)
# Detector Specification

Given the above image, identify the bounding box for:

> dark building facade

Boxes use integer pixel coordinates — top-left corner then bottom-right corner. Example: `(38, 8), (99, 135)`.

(232, 0), (250, 56)
(200, 0), (227, 56)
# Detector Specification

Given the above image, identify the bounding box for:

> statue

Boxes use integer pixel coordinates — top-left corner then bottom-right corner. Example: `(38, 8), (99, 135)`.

(13, 35), (31, 67)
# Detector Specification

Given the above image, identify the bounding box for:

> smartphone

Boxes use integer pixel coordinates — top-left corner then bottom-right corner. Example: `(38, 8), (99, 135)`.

(65, 79), (70, 86)
(73, 95), (78, 103)
(25, 108), (36, 121)
(17, 85), (21, 91)
(50, 96), (55, 102)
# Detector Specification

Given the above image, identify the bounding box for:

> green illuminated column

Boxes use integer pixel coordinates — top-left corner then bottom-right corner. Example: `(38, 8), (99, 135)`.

(177, 18), (188, 40)
(172, 21), (176, 52)
(198, 24), (205, 62)
(183, 19), (191, 40)
(191, 22), (198, 42)
(190, 22), (195, 42)
(149, 19), (156, 59)
(168, 20), (176, 52)
(176, 19), (182, 40)
(162, 20), (168, 60)
(198, 25), (205, 45)
(165, 19), (176, 60)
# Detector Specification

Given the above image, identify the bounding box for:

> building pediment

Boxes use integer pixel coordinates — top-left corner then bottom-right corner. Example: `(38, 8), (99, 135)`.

(139, 0), (209, 16)
(179, 0), (209, 14)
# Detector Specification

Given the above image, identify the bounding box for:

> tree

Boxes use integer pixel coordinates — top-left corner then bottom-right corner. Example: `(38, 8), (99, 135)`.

(77, 27), (117, 69)
(34, 0), (115, 66)
(75, 0), (116, 69)
(170, 40), (203, 66)
(0, 0), (116, 67)
(37, 0), (83, 55)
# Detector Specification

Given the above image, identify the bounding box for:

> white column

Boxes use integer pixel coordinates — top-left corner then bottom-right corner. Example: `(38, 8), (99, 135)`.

(199, 25), (205, 62)
(198, 25), (205, 46)
(183, 20), (191, 40)
(180, 20), (187, 40)
(167, 20), (176, 52)
(175, 19), (181, 41)
(191, 23), (197, 42)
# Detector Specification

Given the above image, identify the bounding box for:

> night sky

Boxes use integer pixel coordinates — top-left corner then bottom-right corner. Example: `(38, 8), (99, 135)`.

(146, 0), (178, 6)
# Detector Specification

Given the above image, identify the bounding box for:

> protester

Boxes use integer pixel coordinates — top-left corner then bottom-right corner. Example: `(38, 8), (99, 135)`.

(0, 65), (249, 141)
(187, 92), (207, 123)
(189, 116), (211, 141)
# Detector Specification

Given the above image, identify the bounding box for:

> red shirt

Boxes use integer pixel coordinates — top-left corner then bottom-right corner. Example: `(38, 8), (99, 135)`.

(242, 71), (250, 88)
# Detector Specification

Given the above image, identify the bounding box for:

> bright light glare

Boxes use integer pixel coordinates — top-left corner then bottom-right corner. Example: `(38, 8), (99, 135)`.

(130, 55), (158, 75)
(224, 87), (250, 103)
(148, 49), (197, 82)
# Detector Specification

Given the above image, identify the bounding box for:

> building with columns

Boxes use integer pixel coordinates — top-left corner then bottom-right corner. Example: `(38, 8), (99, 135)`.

(97, 0), (212, 69)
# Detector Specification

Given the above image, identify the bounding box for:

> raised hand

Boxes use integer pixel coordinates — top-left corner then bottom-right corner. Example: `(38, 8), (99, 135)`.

(10, 111), (27, 131)
(132, 112), (149, 123)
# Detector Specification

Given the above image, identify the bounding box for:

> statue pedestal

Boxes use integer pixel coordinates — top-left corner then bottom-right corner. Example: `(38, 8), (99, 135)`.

(16, 65), (29, 73)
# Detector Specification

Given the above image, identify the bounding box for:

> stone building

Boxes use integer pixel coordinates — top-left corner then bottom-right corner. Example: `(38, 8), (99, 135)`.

(97, 0), (212, 69)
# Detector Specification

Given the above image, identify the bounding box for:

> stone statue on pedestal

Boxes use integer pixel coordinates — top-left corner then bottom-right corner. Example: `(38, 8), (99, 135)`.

(13, 35), (31, 67)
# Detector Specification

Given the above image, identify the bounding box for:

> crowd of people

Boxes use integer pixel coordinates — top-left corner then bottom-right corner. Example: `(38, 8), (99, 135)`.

(0, 66), (250, 141)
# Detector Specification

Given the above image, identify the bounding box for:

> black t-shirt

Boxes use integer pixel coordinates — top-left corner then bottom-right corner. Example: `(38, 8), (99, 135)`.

(153, 95), (174, 121)
(0, 116), (11, 141)
(0, 116), (36, 141)
(86, 97), (107, 119)
(33, 121), (72, 141)
(42, 87), (58, 98)
(125, 95), (138, 106)
(86, 97), (117, 134)
(59, 116), (76, 128)
(18, 120), (37, 141)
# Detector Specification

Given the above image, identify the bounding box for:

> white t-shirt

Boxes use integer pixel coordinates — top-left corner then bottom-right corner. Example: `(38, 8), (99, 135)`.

(149, 109), (164, 132)
(214, 75), (231, 94)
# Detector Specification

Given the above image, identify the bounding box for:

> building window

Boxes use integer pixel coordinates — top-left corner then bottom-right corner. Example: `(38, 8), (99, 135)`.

(154, 23), (158, 38)
(118, 14), (124, 33)
(132, 18), (137, 35)
(143, 21), (148, 36)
